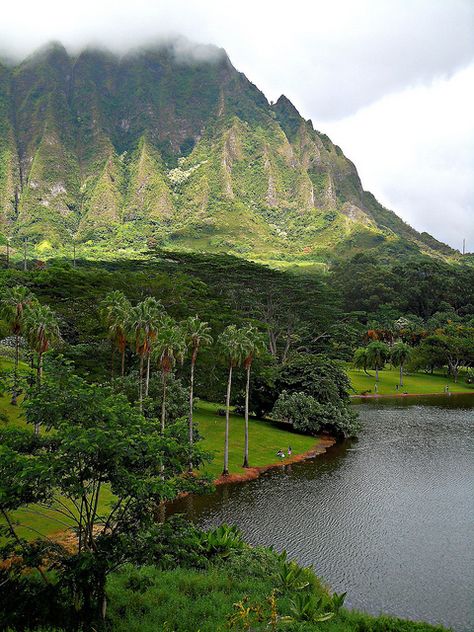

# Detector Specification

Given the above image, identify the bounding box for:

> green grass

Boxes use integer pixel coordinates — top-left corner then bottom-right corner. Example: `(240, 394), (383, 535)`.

(348, 367), (474, 396)
(194, 401), (317, 479)
(102, 563), (449, 632)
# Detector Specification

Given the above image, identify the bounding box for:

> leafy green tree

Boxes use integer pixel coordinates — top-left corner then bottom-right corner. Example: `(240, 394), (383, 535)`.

(1, 364), (209, 624)
(0, 285), (37, 404)
(153, 318), (187, 433)
(184, 316), (213, 471)
(353, 347), (370, 376)
(240, 325), (266, 468)
(127, 297), (163, 410)
(365, 341), (390, 382)
(218, 325), (245, 476)
(391, 342), (412, 387)
(100, 290), (132, 377)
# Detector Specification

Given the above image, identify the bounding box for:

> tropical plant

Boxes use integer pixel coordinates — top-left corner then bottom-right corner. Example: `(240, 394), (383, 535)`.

(365, 341), (390, 382)
(218, 325), (246, 476)
(100, 290), (131, 377)
(391, 342), (412, 387)
(353, 347), (370, 376)
(199, 524), (245, 558)
(153, 318), (186, 433)
(184, 316), (213, 471)
(0, 285), (36, 404)
(1, 364), (209, 625)
(287, 592), (335, 623)
(127, 297), (163, 410)
(240, 325), (267, 468)
(23, 304), (60, 434)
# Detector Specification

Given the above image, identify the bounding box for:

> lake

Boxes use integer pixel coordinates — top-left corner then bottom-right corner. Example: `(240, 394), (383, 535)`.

(170, 395), (474, 631)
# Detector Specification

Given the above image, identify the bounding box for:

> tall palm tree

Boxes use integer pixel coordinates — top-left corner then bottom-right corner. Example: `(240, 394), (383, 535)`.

(0, 286), (37, 404)
(218, 325), (245, 476)
(153, 318), (186, 433)
(240, 325), (266, 468)
(126, 297), (163, 411)
(23, 304), (60, 435)
(391, 342), (412, 387)
(100, 290), (131, 378)
(184, 316), (213, 471)
(366, 341), (390, 382)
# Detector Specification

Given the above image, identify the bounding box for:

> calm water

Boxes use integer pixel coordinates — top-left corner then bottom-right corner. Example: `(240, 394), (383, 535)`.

(170, 395), (474, 631)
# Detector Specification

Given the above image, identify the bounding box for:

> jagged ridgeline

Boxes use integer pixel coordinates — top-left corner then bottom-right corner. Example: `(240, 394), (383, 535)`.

(0, 40), (453, 259)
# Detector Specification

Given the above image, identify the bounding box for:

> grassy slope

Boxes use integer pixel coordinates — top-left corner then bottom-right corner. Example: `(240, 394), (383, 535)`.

(195, 401), (316, 479)
(348, 367), (474, 396)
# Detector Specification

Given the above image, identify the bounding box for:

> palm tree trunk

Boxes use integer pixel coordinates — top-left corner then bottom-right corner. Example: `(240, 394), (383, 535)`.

(110, 343), (115, 379)
(375, 365), (379, 382)
(223, 364), (232, 476)
(145, 352), (151, 397)
(188, 357), (195, 473)
(34, 353), (43, 435)
(243, 363), (251, 468)
(121, 349), (125, 377)
(138, 355), (144, 412)
(161, 371), (167, 434)
(400, 363), (404, 387)
(11, 334), (19, 405)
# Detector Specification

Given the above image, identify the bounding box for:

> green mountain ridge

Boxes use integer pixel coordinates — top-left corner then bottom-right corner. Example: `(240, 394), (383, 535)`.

(0, 39), (454, 260)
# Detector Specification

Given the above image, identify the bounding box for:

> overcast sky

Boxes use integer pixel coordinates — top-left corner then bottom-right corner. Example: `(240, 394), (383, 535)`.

(1, 0), (473, 251)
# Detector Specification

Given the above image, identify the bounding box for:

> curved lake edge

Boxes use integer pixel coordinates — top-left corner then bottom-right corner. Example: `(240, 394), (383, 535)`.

(212, 436), (337, 486)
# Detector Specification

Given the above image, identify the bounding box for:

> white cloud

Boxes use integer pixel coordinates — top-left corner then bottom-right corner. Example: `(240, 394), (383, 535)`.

(1, 0), (473, 249)
(323, 64), (474, 251)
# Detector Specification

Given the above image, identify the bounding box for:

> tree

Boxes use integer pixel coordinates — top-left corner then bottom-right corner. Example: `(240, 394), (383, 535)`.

(184, 316), (213, 471)
(218, 325), (245, 476)
(1, 364), (208, 624)
(153, 318), (186, 433)
(391, 342), (412, 387)
(0, 285), (37, 404)
(23, 304), (60, 434)
(240, 325), (266, 468)
(100, 290), (131, 378)
(127, 297), (163, 411)
(365, 341), (390, 382)
(353, 347), (370, 376)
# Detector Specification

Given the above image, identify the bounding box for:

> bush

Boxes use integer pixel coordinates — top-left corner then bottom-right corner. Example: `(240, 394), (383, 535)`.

(272, 390), (360, 438)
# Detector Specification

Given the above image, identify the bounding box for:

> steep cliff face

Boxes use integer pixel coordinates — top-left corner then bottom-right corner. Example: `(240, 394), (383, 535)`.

(0, 40), (453, 258)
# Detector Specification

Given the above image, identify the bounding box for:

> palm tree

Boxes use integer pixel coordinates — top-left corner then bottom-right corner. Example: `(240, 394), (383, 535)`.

(153, 318), (186, 433)
(23, 304), (60, 435)
(391, 342), (412, 387)
(353, 347), (370, 376)
(218, 325), (245, 476)
(184, 316), (213, 471)
(366, 341), (390, 382)
(240, 325), (266, 468)
(0, 286), (37, 404)
(127, 297), (163, 411)
(100, 290), (131, 378)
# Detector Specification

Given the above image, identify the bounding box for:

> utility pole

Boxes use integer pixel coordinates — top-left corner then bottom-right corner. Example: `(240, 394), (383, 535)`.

(6, 238), (10, 268)
(73, 241), (76, 268)
(23, 239), (27, 272)
(462, 238), (465, 255)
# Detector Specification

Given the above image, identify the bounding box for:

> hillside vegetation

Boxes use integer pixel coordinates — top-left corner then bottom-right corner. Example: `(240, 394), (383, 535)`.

(0, 40), (455, 262)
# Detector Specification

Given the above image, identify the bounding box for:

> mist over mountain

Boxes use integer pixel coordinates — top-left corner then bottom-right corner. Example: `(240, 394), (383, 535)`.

(0, 40), (454, 260)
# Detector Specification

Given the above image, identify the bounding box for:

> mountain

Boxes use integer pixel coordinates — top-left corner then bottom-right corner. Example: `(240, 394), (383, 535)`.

(0, 39), (454, 260)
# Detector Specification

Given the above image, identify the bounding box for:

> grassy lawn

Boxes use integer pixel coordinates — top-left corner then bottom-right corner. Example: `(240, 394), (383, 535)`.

(194, 401), (316, 479)
(348, 367), (474, 396)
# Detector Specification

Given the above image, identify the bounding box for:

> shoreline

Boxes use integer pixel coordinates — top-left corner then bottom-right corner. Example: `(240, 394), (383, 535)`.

(351, 390), (474, 399)
(213, 436), (336, 486)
